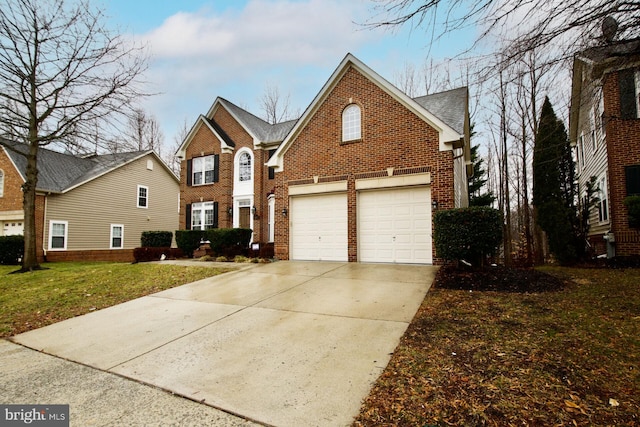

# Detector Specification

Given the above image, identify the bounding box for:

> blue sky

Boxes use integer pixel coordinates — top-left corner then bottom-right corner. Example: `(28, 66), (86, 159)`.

(98, 0), (478, 147)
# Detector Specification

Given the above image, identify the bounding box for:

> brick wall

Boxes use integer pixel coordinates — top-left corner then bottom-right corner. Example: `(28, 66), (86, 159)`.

(180, 121), (234, 230)
(43, 249), (134, 263)
(0, 148), (25, 212)
(179, 109), (273, 244)
(273, 66), (456, 262)
(603, 70), (640, 256)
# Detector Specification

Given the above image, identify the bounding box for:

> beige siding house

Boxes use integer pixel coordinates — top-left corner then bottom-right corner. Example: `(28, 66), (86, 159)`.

(0, 140), (179, 262)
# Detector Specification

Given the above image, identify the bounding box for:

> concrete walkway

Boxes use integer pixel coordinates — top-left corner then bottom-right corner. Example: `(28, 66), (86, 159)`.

(4, 261), (436, 426)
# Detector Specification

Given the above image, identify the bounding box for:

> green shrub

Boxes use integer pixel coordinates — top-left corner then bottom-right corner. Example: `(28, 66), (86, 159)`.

(624, 196), (640, 228)
(141, 231), (173, 247)
(433, 207), (502, 266)
(0, 235), (23, 265)
(206, 228), (252, 256)
(175, 230), (206, 257)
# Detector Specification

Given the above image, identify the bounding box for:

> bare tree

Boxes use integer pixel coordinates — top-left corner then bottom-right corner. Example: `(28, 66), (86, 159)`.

(258, 82), (297, 124)
(0, 0), (148, 271)
(366, 0), (640, 65)
(394, 61), (421, 97)
(121, 108), (164, 153)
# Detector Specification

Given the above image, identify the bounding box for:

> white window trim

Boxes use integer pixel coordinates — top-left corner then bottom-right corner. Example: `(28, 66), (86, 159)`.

(110, 224), (124, 249)
(192, 155), (215, 186)
(597, 175), (609, 224)
(137, 185), (149, 209)
(191, 201), (215, 230)
(635, 70), (640, 119)
(49, 220), (68, 251)
(342, 104), (362, 142)
(268, 194), (275, 243)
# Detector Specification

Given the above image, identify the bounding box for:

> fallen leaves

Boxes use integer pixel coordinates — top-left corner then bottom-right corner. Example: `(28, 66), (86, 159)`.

(354, 266), (640, 426)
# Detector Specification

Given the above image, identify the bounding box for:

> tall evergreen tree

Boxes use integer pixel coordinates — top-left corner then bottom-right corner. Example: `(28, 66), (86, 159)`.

(468, 144), (496, 207)
(533, 97), (583, 264)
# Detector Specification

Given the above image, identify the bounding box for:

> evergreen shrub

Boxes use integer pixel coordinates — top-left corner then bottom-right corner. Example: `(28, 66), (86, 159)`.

(141, 231), (173, 247)
(433, 207), (502, 266)
(0, 235), (23, 265)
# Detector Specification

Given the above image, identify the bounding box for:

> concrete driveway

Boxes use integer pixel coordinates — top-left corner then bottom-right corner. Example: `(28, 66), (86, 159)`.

(9, 261), (436, 426)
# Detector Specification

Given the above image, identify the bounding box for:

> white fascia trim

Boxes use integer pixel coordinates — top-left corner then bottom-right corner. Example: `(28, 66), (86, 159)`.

(355, 173), (431, 190)
(288, 180), (348, 196)
(176, 114), (234, 159)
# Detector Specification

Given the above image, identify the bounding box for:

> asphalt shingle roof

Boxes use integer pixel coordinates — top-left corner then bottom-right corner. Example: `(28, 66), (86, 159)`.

(1, 139), (149, 193)
(218, 98), (297, 143)
(413, 87), (468, 135)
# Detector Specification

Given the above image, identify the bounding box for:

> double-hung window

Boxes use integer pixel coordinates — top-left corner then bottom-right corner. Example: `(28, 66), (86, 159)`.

(192, 155), (215, 185)
(137, 185), (148, 208)
(110, 224), (124, 249)
(49, 221), (68, 250)
(191, 202), (216, 230)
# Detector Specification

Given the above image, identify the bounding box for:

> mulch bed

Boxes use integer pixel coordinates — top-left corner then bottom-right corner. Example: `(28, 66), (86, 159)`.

(434, 264), (566, 293)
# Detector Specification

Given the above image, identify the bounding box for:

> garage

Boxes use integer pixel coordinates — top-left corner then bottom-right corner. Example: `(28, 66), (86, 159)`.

(358, 186), (432, 264)
(289, 193), (348, 261)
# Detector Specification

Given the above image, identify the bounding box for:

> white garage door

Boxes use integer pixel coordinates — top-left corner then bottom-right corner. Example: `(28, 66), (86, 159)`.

(290, 193), (348, 261)
(358, 186), (432, 264)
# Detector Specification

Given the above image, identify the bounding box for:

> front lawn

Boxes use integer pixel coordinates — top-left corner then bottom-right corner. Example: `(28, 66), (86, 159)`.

(355, 266), (640, 426)
(0, 262), (231, 338)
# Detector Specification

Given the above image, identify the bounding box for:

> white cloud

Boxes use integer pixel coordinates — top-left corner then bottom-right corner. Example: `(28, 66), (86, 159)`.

(133, 0), (381, 144)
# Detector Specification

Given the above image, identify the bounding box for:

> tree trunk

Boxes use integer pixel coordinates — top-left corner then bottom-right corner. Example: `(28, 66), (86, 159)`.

(21, 142), (40, 271)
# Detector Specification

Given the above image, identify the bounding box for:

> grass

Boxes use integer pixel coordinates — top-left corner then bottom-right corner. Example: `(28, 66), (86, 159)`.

(354, 267), (640, 426)
(0, 262), (232, 338)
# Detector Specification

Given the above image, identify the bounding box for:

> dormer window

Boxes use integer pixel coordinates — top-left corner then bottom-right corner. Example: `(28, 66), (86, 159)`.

(342, 104), (361, 142)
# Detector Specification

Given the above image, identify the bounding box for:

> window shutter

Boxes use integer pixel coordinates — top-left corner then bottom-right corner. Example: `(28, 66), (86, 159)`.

(619, 69), (637, 120)
(268, 166), (275, 180)
(625, 165), (640, 196)
(213, 154), (220, 182)
(186, 204), (192, 230)
(186, 160), (193, 186)
(213, 202), (219, 228)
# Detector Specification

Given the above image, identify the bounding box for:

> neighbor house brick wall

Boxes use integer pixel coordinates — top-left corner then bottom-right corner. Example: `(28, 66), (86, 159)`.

(0, 148), (25, 212)
(44, 249), (134, 263)
(273, 66), (456, 262)
(603, 69), (640, 256)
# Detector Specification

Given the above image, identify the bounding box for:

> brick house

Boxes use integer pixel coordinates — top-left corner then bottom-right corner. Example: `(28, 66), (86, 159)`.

(177, 53), (471, 264)
(0, 139), (179, 262)
(569, 38), (640, 258)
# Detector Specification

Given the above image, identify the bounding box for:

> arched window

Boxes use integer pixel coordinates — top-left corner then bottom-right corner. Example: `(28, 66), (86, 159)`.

(239, 152), (252, 182)
(0, 170), (4, 198)
(342, 104), (361, 142)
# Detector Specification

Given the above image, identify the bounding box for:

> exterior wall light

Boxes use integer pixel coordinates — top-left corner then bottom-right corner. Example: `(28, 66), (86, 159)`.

(431, 199), (438, 211)
(282, 208), (288, 217)
(227, 207), (233, 217)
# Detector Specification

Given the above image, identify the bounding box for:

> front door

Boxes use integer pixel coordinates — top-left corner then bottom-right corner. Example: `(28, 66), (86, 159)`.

(239, 207), (251, 229)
